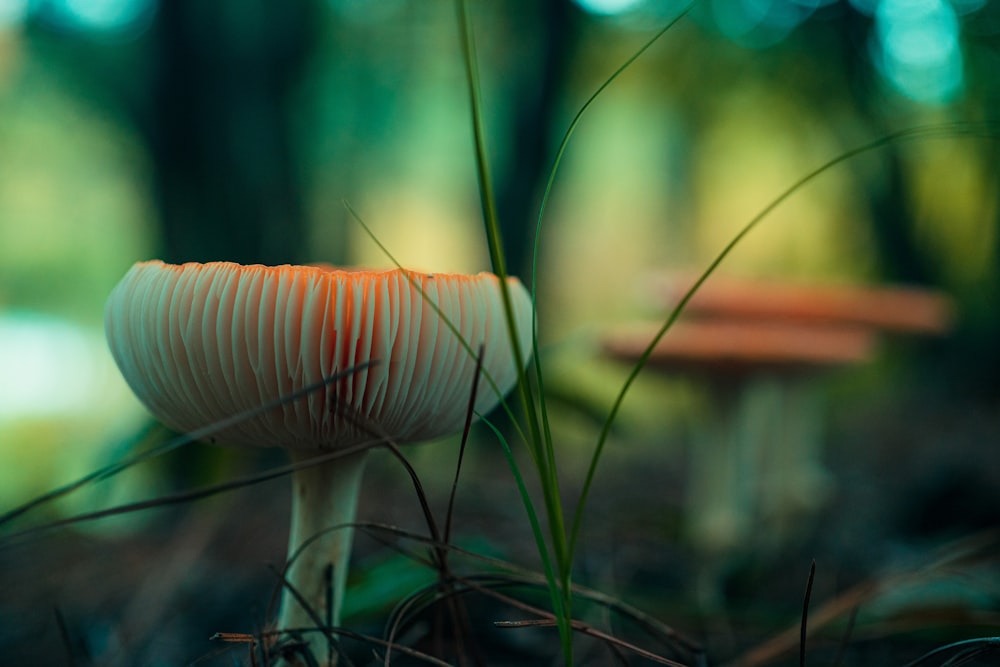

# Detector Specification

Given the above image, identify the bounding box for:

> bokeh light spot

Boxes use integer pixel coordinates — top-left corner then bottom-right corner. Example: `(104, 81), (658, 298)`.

(874, 0), (963, 103)
(0, 0), (28, 29)
(573, 0), (647, 17)
(42, 0), (156, 35)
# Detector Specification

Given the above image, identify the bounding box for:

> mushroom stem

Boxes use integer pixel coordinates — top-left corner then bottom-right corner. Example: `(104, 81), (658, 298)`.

(278, 449), (368, 666)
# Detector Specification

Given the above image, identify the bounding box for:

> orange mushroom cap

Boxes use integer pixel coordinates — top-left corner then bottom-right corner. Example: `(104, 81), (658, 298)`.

(105, 260), (533, 450)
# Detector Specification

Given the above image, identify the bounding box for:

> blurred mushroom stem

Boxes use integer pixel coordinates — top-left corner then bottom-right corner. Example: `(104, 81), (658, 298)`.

(278, 449), (369, 666)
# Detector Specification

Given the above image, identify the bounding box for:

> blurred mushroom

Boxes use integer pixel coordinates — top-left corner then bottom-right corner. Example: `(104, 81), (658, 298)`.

(606, 272), (956, 607)
(651, 271), (955, 334)
(604, 319), (875, 605)
(105, 260), (533, 665)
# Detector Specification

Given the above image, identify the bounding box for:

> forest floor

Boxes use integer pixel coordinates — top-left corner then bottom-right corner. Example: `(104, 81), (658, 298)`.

(2, 387), (999, 666)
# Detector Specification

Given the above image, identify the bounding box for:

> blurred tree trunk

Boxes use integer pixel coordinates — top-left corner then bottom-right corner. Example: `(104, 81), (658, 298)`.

(836, 9), (938, 287)
(832, 7), (1000, 397)
(142, 1), (317, 265)
(494, 0), (580, 284)
(137, 2), (319, 484)
(945, 7), (1000, 398)
(863, 150), (932, 284)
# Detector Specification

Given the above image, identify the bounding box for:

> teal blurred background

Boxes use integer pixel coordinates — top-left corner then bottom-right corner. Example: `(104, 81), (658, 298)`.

(1, 1), (999, 664)
(1, 0), (998, 503)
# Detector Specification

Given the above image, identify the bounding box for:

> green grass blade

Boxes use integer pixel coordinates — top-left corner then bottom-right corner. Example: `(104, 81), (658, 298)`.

(453, 0), (566, 552)
(529, 5), (693, 305)
(454, 0), (574, 660)
(521, 7), (693, 592)
(478, 415), (574, 659)
(453, 0), (547, 468)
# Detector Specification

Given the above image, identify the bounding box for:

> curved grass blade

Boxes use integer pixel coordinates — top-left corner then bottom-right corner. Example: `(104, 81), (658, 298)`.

(527, 6), (693, 467)
(477, 415), (566, 626)
(1, 441), (380, 545)
(900, 637), (1000, 667)
(529, 4), (694, 301)
(568, 121), (1000, 558)
(451, 0), (556, 528)
(0, 361), (377, 531)
(520, 3), (693, 584)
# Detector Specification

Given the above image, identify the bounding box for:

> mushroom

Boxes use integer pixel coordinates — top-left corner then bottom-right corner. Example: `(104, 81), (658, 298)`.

(104, 260), (533, 665)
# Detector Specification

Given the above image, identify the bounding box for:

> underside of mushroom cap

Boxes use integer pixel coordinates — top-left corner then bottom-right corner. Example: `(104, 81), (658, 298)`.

(105, 260), (533, 450)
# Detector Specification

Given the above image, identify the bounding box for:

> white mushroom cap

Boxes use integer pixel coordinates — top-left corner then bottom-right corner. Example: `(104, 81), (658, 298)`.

(105, 260), (533, 450)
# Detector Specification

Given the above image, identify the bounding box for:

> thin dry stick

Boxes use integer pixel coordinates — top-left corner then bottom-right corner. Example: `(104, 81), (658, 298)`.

(375, 560), (697, 667)
(332, 353), (488, 666)
(831, 606), (859, 667)
(444, 344), (484, 550)
(257, 580), (455, 667)
(260, 379), (476, 665)
(267, 564), (358, 667)
(3, 441), (382, 545)
(353, 522), (703, 659)
(53, 608), (81, 667)
(437, 346), (487, 667)
(383, 583), (443, 667)
(456, 576), (690, 667)
(800, 560), (816, 667)
(730, 579), (879, 667)
(270, 403), (446, 597)
(188, 636), (261, 667)
(728, 530), (1000, 667)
